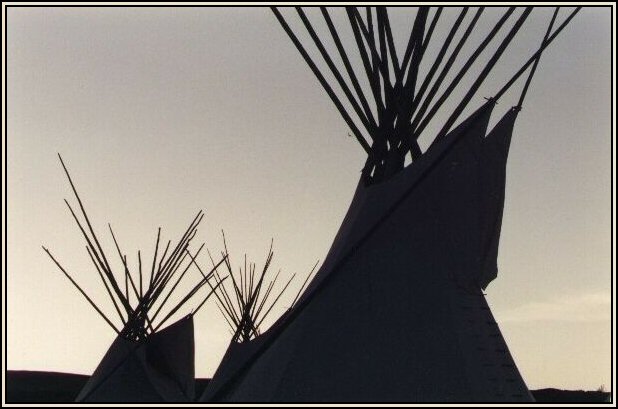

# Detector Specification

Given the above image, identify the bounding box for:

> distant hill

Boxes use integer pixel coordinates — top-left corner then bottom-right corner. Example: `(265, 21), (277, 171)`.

(5, 371), (611, 403)
(6, 371), (88, 403)
(532, 388), (611, 403)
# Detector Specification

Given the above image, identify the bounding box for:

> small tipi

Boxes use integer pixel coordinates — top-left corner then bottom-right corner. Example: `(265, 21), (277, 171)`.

(44, 156), (225, 402)
(200, 6), (580, 402)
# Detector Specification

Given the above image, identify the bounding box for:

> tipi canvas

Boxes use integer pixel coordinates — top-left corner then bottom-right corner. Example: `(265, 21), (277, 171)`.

(200, 102), (530, 402)
(76, 315), (195, 402)
(44, 157), (225, 403)
(197, 7), (580, 402)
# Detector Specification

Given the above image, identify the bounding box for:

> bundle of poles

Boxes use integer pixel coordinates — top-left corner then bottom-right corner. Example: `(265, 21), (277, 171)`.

(272, 6), (580, 184)
(193, 234), (318, 343)
(43, 154), (227, 342)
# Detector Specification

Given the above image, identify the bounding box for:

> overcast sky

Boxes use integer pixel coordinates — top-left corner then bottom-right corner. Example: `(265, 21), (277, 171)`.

(6, 6), (612, 391)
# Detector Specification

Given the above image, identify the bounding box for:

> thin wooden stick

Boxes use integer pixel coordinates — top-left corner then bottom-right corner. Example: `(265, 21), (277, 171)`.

(57, 154), (116, 289)
(153, 256), (227, 332)
(321, 7), (377, 131)
(494, 7), (581, 102)
(398, 7), (469, 132)
(149, 228), (161, 292)
(272, 7), (372, 154)
(154, 240), (171, 284)
(381, 7), (400, 79)
(108, 224), (141, 305)
(191, 250), (239, 325)
(153, 212), (203, 290)
(296, 7), (373, 135)
(43, 246), (120, 334)
(124, 255), (129, 305)
(291, 260), (320, 308)
(193, 276), (229, 317)
(434, 7), (533, 140)
(138, 250), (143, 299)
(86, 246), (126, 325)
(255, 273), (297, 330)
(150, 243), (207, 323)
(63, 199), (130, 314)
(406, 7), (515, 149)
(349, 7), (386, 116)
(516, 7), (559, 108)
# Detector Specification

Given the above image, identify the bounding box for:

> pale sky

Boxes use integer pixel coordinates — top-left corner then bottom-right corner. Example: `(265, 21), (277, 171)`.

(5, 6), (613, 391)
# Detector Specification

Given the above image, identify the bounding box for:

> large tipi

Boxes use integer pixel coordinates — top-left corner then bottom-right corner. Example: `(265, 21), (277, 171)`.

(200, 6), (580, 402)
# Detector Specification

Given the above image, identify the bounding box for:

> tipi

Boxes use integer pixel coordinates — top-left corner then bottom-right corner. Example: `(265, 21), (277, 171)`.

(200, 6), (580, 402)
(204, 234), (317, 344)
(44, 155), (226, 402)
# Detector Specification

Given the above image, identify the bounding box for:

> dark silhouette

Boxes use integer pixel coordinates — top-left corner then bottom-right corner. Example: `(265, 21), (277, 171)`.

(5, 371), (611, 403)
(43, 155), (226, 402)
(272, 7), (577, 185)
(199, 7), (581, 402)
(25, 6), (587, 403)
(197, 233), (318, 344)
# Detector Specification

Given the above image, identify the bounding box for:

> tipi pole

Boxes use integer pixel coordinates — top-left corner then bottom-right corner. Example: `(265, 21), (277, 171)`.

(271, 7), (372, 154)
(495, 7), (581, 102)
(421, 7), (443, 54)
(57, 154), (116, 289)
(149, 227), (161, 291)
(346, 8), (385, 120)
(152, 212), (203, 289)
(63, 199), (132, 315)
(86, 246), (126, 325)
(150, 243), (207, 323)
(193, 275), (228, 317)
(381, 7), (400, 80)
(399, 7), (428, 82)
(320, 7), (377, 132)
(189, 250), (240, 326)
(43, 246), (120, 334)
(108, 224), (142, 305)
(398, 7), (466, 130)
(290, 260), (319, 308)
(435, 7), (533, 140)
(516, 7), (559, 108)
(138, 250), (143, 299)
(295, 8), (374, 135)
(405, 7), (484, 145)
(153, 256), (227, 332)
(402, 7), (515, 155)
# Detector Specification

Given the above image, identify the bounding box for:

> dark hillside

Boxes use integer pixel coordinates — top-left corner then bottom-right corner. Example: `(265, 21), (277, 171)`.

(5, 371), (610, 403)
